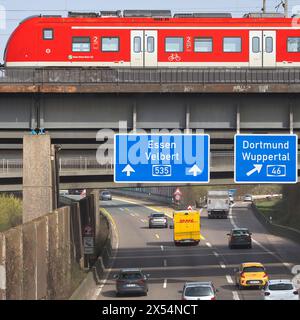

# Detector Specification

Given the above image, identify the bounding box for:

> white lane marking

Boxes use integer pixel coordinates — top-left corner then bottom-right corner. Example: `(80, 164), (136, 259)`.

(135, 213), (140, 217)
(229, 204), (295, 274)
(130, 213), (135, 217)
(161, 245), (164, 251)
(163, 279), (167, 289)
(163, 259), (167, 267)
(220, 263), (226, 269)
(119, 208), (124, 211)
(213, 251), (219, 257)
(232, 291), (240, 300)
(226, 275), (234, 284)
(206, 242), (212, 248)
(155, 234), (160, 239)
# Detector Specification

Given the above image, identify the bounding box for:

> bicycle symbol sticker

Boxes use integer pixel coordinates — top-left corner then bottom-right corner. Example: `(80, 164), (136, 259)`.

(168, 53), (181, 62)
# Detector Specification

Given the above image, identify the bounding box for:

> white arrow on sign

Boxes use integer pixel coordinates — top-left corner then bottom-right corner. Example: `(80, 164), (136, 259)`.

(122, 164), (135, 177)
(246, 164), (263, 177)
(188, 164), (202, 177)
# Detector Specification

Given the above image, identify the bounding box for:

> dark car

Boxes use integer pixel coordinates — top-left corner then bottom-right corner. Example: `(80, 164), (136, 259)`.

(114, 268), (149, 296)
(148, 212), (168, 228)
(227, 228), (252, 249)
(100, 190), (112, 201)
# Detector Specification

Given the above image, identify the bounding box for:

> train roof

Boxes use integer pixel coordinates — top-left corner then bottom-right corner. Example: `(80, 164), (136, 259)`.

(17, 14), (296, 28)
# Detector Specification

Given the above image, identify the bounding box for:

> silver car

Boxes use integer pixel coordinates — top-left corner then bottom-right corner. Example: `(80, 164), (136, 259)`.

(148, 212), (168, 228)
(100, 190), (112, 201)
(263, 279), (299, 300)
(243, 194), (253, 202)
(182, 282), (218, 300)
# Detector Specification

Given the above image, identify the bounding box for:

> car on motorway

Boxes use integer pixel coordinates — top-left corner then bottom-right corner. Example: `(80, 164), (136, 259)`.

(148, 212), (168, 228)
(227, 228), (252, 249)
(263, 279), (299, 300)
(182, 282), (218, 300)
(100, 190), (112, 201)
(243, 194), (253, 202)
(235, 262), (269, 289)
(114, 268), (149, 297)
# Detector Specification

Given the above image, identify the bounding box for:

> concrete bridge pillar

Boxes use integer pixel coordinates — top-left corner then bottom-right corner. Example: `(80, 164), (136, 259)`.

(22, 134), (57, 223)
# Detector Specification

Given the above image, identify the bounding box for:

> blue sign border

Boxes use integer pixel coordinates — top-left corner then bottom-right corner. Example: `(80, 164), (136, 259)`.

(234, 134), (298, 184)
(114, 133), (210, 184)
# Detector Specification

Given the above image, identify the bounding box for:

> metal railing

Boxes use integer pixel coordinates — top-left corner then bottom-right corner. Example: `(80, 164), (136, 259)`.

(1, 152), (300, 176)
(0, 67), (300, 84)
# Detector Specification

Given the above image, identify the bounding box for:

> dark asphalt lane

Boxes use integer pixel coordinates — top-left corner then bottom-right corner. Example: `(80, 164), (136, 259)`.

(97, 198), (300, 301)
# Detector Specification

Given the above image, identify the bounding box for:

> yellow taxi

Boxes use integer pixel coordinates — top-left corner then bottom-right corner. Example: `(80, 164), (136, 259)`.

(235, 262), (269, 289)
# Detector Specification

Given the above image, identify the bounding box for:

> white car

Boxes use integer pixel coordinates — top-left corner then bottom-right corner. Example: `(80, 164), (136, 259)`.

(182, 282), (218, 300)
(243, 194), (253, 202)
(263, 279), (299, 300)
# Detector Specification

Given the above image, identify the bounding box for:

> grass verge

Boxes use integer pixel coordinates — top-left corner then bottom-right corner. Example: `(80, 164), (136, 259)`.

(0, 195), (22, 232)
(255, 198), (300, 231)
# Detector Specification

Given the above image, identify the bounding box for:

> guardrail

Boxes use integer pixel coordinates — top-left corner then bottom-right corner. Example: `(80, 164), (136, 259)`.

(0, 67), (300, 84)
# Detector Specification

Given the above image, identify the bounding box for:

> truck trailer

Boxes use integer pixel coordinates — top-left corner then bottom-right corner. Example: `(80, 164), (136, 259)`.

(207, 190), (230, 219)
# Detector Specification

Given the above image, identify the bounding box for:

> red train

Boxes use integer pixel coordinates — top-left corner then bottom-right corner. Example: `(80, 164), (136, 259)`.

(4, 10), (300, 68)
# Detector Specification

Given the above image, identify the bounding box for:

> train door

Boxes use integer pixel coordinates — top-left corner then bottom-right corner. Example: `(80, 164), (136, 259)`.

(144, 30), (158, 67)
(249, 31), (276, 67)
(131, 30), (144, 67)
(130, 30), (158, 67)
(249, 31), (263, 67)
(263, 31), (276, 67)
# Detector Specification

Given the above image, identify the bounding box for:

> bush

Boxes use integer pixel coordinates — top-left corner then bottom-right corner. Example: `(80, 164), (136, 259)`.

(0, 195), (22, 232)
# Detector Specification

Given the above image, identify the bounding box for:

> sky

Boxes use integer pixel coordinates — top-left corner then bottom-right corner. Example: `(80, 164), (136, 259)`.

(0, 0), (300, 62)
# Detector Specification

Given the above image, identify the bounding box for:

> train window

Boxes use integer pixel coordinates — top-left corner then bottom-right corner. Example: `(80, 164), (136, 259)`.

(287, 37), (300, 52)
(72, 37), (90, 52)
(134, 37), (141, 53)
(102, 37), (119, 52)
(147, 37), (155, 53)
(223, 37), (241, 52)
(43, 29), (54, 40)
(194, 38), (213, 52)
(265, 37), (273, 53)
(165, 37), (184, 52)
(252, 37), (260, 53)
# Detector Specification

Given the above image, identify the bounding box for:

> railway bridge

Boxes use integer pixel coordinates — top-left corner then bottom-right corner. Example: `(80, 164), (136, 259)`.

(0, 67), (300, 190)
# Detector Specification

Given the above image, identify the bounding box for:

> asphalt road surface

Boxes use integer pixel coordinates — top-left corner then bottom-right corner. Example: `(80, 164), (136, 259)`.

(97, 198), (300, 300)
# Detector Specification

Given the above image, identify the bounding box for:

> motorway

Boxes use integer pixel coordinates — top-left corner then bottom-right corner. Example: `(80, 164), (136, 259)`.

(97, 197), (300, 300)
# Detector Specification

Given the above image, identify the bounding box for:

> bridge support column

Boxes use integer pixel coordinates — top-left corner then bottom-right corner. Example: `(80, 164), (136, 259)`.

(22, 134), (57, 223)
(185, 104), (190, 133)
(290, 105), (294, 134)
(236, 104), (240, 134)
(133, 103), (137, 133)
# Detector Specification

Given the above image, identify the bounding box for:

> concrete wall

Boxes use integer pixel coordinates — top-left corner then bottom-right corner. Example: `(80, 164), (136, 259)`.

(0, 193), (100, 300)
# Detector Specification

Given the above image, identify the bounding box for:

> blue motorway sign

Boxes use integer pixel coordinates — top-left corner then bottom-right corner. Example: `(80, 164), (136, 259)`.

(114, 134), (210, 183)
(235, 134), (298, 183)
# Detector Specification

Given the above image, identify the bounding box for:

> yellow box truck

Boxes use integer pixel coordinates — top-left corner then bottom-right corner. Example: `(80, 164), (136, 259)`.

(173, 210), (200, 246)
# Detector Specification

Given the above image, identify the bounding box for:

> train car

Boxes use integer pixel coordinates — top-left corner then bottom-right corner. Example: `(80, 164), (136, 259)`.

(4, 10), (300, 68)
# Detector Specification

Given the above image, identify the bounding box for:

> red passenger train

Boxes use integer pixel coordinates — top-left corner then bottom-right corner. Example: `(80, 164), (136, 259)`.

(4, 10), (300, 68)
